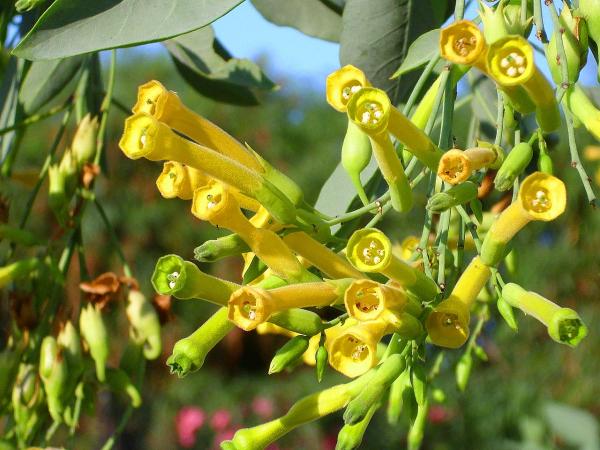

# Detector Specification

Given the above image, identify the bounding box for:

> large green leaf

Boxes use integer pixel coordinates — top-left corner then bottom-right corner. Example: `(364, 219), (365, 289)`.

(164, 27), (276, 106)
(19, 56), (83, 114)
(339, 0), (444, 102)
(13, 0), (244, 60)
(391, 29), (440, 78)
(251, 0), (342, 42)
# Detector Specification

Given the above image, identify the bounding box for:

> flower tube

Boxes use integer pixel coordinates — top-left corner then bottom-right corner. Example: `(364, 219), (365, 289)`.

(192, 181), (315, 283)
(119, 113), (295, 224)
(152, 254), (239, 306)
(221, 369), (377, 450)
(480, 172), (566, 266)
(282, 231), (364, 279)
(437, 146), (503, 184)
(346, 228), (439, 301)
(345, 88), (413, 212)
(348, 87), (442, 172)
(502, 283), (588, 347)
(132, 80), (263, 172)
(425, 256), (491, 349)
(227, 279), (352, 331)
(439, 20), (535, 114)
(564, 84), (600, 141)
(344, 279), (422, 326)
(487, 36), (560, 132)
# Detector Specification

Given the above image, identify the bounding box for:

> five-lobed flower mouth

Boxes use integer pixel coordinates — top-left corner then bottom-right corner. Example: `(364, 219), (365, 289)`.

(328, 331), (376, 378)
(439, 20), (485, 65)
(425, 299), (470, 349)
(228, 287), (272, 331)
(132, 80), (169, 118)
(437, 149), (473, 184)
(326, 65), (370, 112)
(151, 254), (187, 295)
(346, 228), (392, 273)
(518, 172), (567, 221)
(487, 36), (535, 86)
(346, 88), (391, 135)
(191, 181), (230, 221)
(156, 162), (187, 198)
(345, 280), (384, 321)
(119, 114), (159, 160)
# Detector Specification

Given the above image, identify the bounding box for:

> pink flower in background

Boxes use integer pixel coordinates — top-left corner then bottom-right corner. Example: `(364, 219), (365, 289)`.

(210, 409), (232, 431)
(428, 405), (450, 424)
(321, 433), (337, 450)
(251, 396), (275, 419)
(176, 406), (206, 448)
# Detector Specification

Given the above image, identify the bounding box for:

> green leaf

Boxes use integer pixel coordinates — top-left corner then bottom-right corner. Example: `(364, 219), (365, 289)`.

(391, 29), (440, 79)
(544, 402), (600, 450)
(340, 0), (444, 102)
(251, 0), (342, 42)
(19, 56), (83, 114)
(13, 0), (243, 60)
(164, 27), (276, 106)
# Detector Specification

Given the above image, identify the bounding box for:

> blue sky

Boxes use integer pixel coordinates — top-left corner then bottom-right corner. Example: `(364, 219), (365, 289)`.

(210, 1), (598, 92)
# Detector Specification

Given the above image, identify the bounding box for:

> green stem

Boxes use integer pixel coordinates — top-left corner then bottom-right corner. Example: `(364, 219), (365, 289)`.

(94, 199), (133, 277)
(533, 0), (548, 43)
(100, 406), (133, 450)
(494, 91), (504, 147)
(0, 102), (70, 137)
(95, 50), (117, 166)
(565, 111), (597, 205)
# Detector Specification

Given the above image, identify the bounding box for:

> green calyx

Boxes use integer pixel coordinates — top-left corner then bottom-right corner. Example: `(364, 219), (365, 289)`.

(427, 182), (479, 213)
(341, 120), (372, 205)
(268, 335), (310, 374)
(545, 7), (588, 84)
(194, 234), (250, 262)
(494, 142), (533, 191)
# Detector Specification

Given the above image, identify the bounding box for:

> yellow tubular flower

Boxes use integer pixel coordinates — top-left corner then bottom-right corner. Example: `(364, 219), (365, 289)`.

(439, 20), (535, 114)
(348, 87), (442, 171)
(227, 279), (353, 330)
(327, 319), (395, 378)
(192, 181), (312, 283)
(426, 256), (491, 349)
(437, 146), (503, 184)
(345, 89), (412, 212)
(344, 279), (422, 325)
(222, 370), (377, 450)
(132, 80), (263, 172)
(487, 36), (560, 132)
(346, 228), (439, 301)
(502, 283), (588, 347)
(282, 231), (364, 279)
(119, 113), (295, 224)
(480, 172), (566, 266)
(326, 65), (371, 112)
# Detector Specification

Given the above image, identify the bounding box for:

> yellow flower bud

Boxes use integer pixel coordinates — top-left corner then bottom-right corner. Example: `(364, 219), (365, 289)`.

(426, 256), (491, 348)
(227, 279), (352, 331)
(132, 80), (263, 172)
(437, 147), (503, 184)
(346, 228), (439, 301)
(192, 181), (310, 282)
(481, 172), (566, 266)
(326, 65), (371, 112)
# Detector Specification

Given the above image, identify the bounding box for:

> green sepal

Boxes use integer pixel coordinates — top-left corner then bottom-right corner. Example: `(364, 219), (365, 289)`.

(194, 234), (250, 262)
(79, 303), (109, 382)
(341, 120), (372, 206)
(411, 363), (427, 406)
(455, 351), (473, 392)
(426, 182), (478, 213)
(316, 344), (328, 382)
(269, 335), (310, 374)
(497, 296), (519, 331)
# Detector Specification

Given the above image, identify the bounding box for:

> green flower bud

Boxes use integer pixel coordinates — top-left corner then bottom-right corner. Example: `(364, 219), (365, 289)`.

(342, 121), (372, 205)
(494, 142), (533, 191)
(268, 308), (324, 336)
(426, 182), (479, 213)
(316, 344), (328, 382)
(431, 388), (446, 403)
(12, 364), (44, 445)
(538, 152), (553, 175)
(580, 0), (600, 81)
(344, 354), (406, 425)
(546, 7), (588, 84)
(268, 335), (310, 374)
(79, 303), (109, 382)
(152, 254), (238, 305)
(167, 307), (234, 378)
(57, 321), (84, 399)
(15, 0), (45, 12)
(105, 367), (141, 408)
(336, 402), (378, 450)
(455, 352), (473, 392)
(411, 363), (427, 406)
(0, 258), (39, 289)
(59, 148), (79, 195)
(48, 164), (69, 223)
(39, 336), (69, 422)
(497, 296), (518, 331)
(386, 369), (410, 425)
(194, 234), (250, 262)
(126, 290), (162, 360)
(473, 344), (488, 361)
(407, 400), (429, 450)
(72, 114), (99, 166)
(479, 2), (510, 44)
